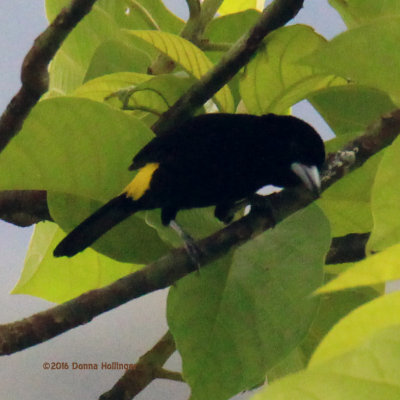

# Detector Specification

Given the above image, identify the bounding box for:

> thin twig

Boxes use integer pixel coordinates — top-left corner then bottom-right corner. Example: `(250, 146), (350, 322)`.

(125, 0), (161, 30)
(1, 108), (399, 356)
(0, 0), (99, 154)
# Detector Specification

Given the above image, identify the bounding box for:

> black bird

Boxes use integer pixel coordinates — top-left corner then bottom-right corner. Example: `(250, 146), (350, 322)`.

(54, 113), (325, 258)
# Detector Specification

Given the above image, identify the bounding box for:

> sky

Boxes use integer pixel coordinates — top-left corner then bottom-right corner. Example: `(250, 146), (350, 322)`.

(0, 1), (345, 399)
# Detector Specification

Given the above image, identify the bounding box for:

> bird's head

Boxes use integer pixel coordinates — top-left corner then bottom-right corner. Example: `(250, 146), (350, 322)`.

(262, 114), (325, 195)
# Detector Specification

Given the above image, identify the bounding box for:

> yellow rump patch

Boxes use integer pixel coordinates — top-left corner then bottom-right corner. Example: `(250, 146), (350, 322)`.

(124, 163), (159, 200)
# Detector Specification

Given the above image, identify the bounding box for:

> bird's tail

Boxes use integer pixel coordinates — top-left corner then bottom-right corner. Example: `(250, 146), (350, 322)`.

(53, 194), (140, 258)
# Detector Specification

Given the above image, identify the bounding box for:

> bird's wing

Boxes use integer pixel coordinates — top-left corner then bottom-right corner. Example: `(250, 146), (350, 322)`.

(129, 135), (176, 170)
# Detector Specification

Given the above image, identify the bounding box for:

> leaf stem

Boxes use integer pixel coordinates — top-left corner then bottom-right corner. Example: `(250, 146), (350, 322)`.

(125, 0), (161, 30)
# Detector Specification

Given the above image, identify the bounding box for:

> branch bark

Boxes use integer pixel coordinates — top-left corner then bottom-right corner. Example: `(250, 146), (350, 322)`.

(0, 0), (98, 154)
(0, 190), (51, 226)
(99, 331), (179, 400)
(152, 0), (305, 135)
(1, 108), (400, 356)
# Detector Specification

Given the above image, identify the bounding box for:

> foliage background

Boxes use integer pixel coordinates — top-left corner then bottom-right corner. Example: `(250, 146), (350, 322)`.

(0, 1), (378, 399)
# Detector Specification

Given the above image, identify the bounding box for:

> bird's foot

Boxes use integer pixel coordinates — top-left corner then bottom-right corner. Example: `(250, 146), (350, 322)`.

(169, 220), (202, 269)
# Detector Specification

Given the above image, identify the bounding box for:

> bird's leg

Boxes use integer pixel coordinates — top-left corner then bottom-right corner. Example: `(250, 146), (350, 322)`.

(169, 220), (202, 269)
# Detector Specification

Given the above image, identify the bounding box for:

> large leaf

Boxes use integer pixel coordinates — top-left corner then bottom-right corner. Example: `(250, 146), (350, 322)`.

(0, 97), (170, 262)
(12, 222), (141, 303)
(168, 205), (330, 400)
(239, 24), (343, 115)
(304, 17), (400, 100)
(317, 152), (382, 237)
(317, 242), (400, 294)
(83, 40), (153, 80)
(268, 284), (379, 381)
(309, 85), (396, 143)
(252, 325), (400, 400)
(310, 291), (400, 366)
(45, 0), (183, 94)
(126, 30), (235, 112)
(368, 135), (400, 253)
(329, 0), (400, 28)
(0, 97), (152, 199)
(73, 71), (152, 103)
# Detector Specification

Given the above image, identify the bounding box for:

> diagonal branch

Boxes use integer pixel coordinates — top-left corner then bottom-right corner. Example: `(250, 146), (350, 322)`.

(0, 108), (399, 356)
(99, 331), (180, 400)
(0, 0), (99, 154)
(152, 0), (305, 135)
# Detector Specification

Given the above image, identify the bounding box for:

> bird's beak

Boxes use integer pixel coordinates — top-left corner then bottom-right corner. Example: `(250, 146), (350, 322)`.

(290, 163), (321, 196)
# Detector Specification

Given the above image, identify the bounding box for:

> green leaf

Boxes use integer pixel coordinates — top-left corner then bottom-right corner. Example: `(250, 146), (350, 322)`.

(317, 242), (400, 294)
(205, 10), (260, 45)
(309, 85), (396, 142)
(12, 222), (141, 303)
(0, 97), (170, 262)
(126, 30), (235, 112)
(304, 17), (400, 100)
(45, 0), (183, 94)
(309, 291), (400, 367)
(240, 25), (343, 115)
(368, 135), (400, 253)
(268, 285), (379, 381)
(218, 0), (263, 15)
(168, 205), (330, 400)
(252, 325), (400, 400)
(73, 72), (152, 103)
(329, 0), (400, 28)
(317, 152), (382, 237)
(83, 40), (153, 80)
(0, 97), (153, 199)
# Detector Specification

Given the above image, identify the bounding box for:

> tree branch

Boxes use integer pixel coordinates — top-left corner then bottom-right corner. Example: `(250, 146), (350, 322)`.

(0, 190), (51, 226)
(0, 0), (98, 154)
(152, 0), (305, 135)
(1, 108), (399, 356)
(99, 331), (179, 400)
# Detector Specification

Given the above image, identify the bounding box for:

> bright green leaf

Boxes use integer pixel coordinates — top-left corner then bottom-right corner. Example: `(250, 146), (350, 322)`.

(46, 0), (183, 94)
(126, 30), (235, 112)
(0, 97), (171, 262)
(0, 97), (153, 199)
(168, 205), (330, 400)
(310, 85), (396, 143)
(84, 40), (153, 80)
(317, 242), (400, 294)
(218, 0), (263, 15)
(12, 222), (141, 303)
(268, 284), (379, 381)
(368, 135), (400, 253)
(304, 17), (400, 101)
(253, 325), (400, 400)
(310, 291), (400, 366)
(317, 152), (382, 237)
(240, 25), (343, 115)
(73, 72), (152, 103)
(329, 0), (400, 28)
